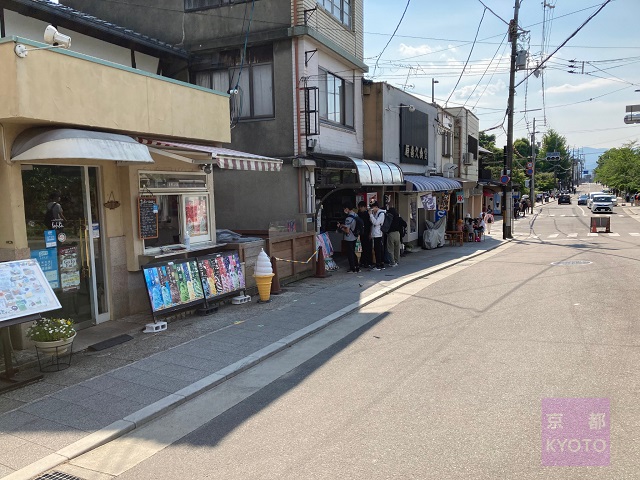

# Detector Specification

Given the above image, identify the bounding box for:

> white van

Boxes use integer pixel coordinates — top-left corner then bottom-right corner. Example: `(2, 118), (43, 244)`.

(587, 192), (605, 209)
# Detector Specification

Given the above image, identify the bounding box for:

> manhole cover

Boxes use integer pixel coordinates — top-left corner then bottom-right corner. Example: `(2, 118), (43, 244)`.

(550, 260), (592, 266)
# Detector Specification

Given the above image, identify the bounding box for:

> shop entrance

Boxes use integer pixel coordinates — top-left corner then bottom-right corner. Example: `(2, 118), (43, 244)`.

(22, 165), (108, 328)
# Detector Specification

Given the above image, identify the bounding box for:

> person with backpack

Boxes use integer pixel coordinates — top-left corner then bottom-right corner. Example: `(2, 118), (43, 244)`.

(385, 207), (406, 267)
(45, 191), (66, 230)
(337, 202), (360, 273)
(357, 201), (373, 269)
(368, 201), (386, 271)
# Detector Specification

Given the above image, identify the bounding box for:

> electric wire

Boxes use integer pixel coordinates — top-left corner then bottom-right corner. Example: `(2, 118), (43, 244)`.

(370, 0), (411, 78)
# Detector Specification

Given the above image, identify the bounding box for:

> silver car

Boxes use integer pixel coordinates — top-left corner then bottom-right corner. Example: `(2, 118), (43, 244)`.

(591, 195), (613, 213)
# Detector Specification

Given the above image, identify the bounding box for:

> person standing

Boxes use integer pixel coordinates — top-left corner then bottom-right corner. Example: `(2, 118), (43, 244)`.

(369, 201), (385, 271)
(357, 201), (373, 269)
(385, 207), (403, 266)
(45, 191), (66, 230)
(337, 203), (360, 273)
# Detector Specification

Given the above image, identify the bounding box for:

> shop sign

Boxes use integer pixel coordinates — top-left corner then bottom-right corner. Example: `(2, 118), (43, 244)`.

(403, 145), (427, 161)
(59, 245), (80, 293)
(44, 230), (57, 248)
(456, 191), (464, 204)
(400, 108), (428, 165)
(420, 193), (436, 210)
(30, 248), (60, 289)
(0, 259), (61, 323)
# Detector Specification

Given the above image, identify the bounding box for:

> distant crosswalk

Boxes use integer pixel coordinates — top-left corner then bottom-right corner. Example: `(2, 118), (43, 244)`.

(516, 232), (638, 239)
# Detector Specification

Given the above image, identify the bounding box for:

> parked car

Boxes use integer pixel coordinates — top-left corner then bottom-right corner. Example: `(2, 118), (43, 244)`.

(577, 194), (588, 205)
(591, 195), (613, 214)
(558, 194), (572, 205)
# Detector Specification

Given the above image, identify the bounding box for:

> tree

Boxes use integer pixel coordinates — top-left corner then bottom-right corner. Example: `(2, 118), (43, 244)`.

(594, 142), (640, 192)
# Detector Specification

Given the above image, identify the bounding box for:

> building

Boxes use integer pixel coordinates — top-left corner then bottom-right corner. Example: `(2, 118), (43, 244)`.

(0, 0), (281, 341)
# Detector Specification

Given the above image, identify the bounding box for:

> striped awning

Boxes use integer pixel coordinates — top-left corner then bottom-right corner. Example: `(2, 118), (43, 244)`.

(404, 175), (462, 192)
(137, 138), (282, 172)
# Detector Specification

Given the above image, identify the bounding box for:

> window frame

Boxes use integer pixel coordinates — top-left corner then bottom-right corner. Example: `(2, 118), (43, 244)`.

(318, 68), (354, 128)
(316, 0), (352, 28)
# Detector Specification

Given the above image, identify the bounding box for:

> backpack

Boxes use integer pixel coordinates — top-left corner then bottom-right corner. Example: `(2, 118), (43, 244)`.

(350, 214), (364, 237)
(381, 211), (394, 234)
(398, 217), (407, 238)
(44, 203), (57, 229)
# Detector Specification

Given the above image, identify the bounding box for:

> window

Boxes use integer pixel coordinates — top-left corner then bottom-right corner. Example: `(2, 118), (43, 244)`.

(317, 0), (352, 28)
(185, 0), (253, 12)
(195, 45), (274, 119)
(318, 68), (354, 128)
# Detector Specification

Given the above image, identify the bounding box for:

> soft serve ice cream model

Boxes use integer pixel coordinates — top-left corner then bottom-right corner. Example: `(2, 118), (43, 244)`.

(254, 249), (274, 302)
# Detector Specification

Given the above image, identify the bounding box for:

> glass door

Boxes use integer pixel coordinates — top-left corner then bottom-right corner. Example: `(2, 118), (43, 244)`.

(22, 165), (109, 328)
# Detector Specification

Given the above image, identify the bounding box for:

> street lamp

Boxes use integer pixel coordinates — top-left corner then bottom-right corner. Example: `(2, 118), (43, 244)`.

(432, 78), (439, 104)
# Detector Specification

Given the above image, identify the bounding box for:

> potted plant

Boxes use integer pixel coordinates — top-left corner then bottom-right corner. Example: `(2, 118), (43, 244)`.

(26, 317), (76, 355)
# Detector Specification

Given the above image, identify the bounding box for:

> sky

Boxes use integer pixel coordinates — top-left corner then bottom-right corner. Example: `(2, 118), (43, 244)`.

(363, 0), (640, 165)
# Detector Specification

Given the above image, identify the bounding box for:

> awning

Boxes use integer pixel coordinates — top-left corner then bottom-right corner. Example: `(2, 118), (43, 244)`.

(404, 175), (462, 192)
(137, 138), (282, 172)
(478, 146), (492, 155)
(11, 128), (153, 164)
(309, 154), (404, 186)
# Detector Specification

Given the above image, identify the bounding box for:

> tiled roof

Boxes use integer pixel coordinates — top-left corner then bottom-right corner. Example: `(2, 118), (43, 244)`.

(3, 0), (189, 59)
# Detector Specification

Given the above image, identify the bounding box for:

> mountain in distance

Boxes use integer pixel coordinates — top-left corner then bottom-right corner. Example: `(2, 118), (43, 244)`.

(579, 147), (608, 172)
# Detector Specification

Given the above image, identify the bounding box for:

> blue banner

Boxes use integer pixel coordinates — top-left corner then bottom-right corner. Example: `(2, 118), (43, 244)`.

(30, 248), (60, 289)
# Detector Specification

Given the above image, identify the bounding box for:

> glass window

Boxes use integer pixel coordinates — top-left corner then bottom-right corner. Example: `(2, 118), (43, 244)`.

(319, 69), (354, 127)
(317, 0), (351, 27)
(195, 45), (274, 120)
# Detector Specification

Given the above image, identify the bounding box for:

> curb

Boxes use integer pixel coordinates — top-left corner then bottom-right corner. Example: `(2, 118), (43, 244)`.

(3, 240), (508, 480)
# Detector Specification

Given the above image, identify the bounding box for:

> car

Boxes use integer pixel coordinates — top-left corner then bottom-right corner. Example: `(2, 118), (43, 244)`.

(591, 195), (613, 213)
(577, 194), (588, 205)
(558, 194), (572, 205)
(609, 195), (618, 206)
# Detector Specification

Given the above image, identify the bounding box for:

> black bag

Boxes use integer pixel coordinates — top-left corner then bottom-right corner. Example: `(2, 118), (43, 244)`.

(399, 217), (408, 238)
(44, 203), (56, 229)
(351, 214), (365, 237)
(381, 211), (394, 234)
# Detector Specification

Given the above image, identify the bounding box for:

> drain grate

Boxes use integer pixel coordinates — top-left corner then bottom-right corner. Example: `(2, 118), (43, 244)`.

(34, 472), (85, 480)
(551, 260), (592, 266)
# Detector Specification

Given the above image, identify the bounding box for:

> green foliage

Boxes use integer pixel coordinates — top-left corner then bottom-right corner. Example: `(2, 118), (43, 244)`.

(535, 172), (556, 192)
(26, 318), (75, 342)
(593, 142), (640, 192)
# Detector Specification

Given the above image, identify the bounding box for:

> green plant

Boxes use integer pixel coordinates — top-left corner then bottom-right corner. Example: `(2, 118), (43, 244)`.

(26, 318), (75, 342)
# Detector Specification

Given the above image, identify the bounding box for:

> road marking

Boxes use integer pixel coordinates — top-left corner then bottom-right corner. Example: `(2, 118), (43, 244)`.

(608, 233), (620, 236)
(630, 233), (640, 236)
(549, 214), (555, 217)
(567, 233), (578, 237)
(588, 233), (599, 236)
(548, 234), (559, 238)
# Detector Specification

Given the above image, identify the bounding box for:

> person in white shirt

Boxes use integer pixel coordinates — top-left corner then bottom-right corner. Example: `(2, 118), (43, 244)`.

(368, 201), (386, 270)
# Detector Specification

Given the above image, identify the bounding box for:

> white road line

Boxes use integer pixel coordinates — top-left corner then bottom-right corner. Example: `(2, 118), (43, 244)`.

(608, 233), (620, 236)
(568, 233), (578, 237)
(548, 234), (559, 238)
(630, 233), (640, 236)
(588, 233), (599, 236)
(549, 214), (555, 217)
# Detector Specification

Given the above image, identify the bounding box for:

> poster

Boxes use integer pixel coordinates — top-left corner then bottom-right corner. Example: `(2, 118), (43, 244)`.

(142, 259), (205, 313)
(30, 248), (60, 289)
(0, 259), (62, 323)
(197, 252), (245, 299)
(421, 194), (436, 211)
(58, 245), (80, 293)
(44, 230), (57, 248)
(439, 192), (451, 211)
(185, 195), (209, 237)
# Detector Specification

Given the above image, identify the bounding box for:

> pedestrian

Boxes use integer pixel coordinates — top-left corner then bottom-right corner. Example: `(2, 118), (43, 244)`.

(357, 201), (373, 269)
(368, 201), (386, 270)
(385, 207), (406, 266)
(484, 209), (494, 234)
(626, 193), (630, 204)
(44, 190), (66, 230)
(513, 201), (520, 219)
(520, 199), (527, 217)
(337, 202), (360, 273)
(473, 216), (485, 241)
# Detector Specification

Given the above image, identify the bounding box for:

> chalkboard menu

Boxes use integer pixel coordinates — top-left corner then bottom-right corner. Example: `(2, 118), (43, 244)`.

(138, 196), (158, 239)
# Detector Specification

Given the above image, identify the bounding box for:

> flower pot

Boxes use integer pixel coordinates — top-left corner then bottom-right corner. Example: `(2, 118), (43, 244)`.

(33, 332), (76, 356)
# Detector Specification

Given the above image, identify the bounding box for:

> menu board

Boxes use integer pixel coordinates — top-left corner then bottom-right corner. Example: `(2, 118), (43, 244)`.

(0, 259), (62, 323)
(59, 245), (81, 293)
(143, 259), (205, 313)
(197, 252), (245, 300)
(138, 196), (159, 239)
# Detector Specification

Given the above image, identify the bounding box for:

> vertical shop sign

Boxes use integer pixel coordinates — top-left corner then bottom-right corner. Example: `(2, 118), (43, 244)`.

(30, 248), (60, 289)
(44, 230), (57, 248)
(58, 245), (81, 293)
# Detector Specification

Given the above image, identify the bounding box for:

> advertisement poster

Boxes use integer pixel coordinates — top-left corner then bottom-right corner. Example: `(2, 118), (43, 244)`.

(185, 195), (209, 237)
(44, 230), (57, 248)
(439, 192), (451, 211)
(143, 259), (205, 313)
(421, 194), (436, 211)
(30, 248), (60, 289)
(59, 245), (81, 293)
(0, 259), (62, 323)
(198, 252), (245, 300)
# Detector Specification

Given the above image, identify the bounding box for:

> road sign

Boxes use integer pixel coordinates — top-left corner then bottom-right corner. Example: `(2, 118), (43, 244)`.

(500, 175), (510, 185)
(626, 104), (640, 113)
(527, 162), (533, 168)
(526, 168), (533, 175)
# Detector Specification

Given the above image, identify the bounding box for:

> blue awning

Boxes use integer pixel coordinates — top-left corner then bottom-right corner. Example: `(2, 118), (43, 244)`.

(405, 175), (462, 192)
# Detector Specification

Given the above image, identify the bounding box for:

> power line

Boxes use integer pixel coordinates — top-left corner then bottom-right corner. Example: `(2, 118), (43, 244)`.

(370, 0), (412, 78)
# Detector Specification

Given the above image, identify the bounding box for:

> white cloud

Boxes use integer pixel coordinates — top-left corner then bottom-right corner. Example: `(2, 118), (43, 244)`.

(545, 77), (618, 94)
(398, 43), (433, 57)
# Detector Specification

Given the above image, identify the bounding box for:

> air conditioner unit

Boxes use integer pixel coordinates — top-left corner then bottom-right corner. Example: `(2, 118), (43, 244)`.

(463, 152), (474, 165)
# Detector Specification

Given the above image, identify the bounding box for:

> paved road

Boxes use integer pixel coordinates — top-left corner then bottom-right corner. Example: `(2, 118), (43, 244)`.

(53, 191), (640, 479)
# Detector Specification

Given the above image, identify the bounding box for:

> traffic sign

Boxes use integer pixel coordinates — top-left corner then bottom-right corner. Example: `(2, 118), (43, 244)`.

(527, 162), (533, 168)
(500, 175), (510, 185)
(526, 168), (533, 175)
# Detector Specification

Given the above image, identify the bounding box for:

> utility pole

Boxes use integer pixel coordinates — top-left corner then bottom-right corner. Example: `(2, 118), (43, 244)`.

(503, 0), (521, 239)
(529, 117), (536, 214)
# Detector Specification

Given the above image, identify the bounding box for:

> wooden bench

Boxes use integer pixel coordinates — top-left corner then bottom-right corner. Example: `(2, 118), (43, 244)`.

(445, 230), (464, 246)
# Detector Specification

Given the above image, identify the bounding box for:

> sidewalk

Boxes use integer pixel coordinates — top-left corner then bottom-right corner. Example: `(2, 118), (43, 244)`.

(0, 228), (506, 479)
